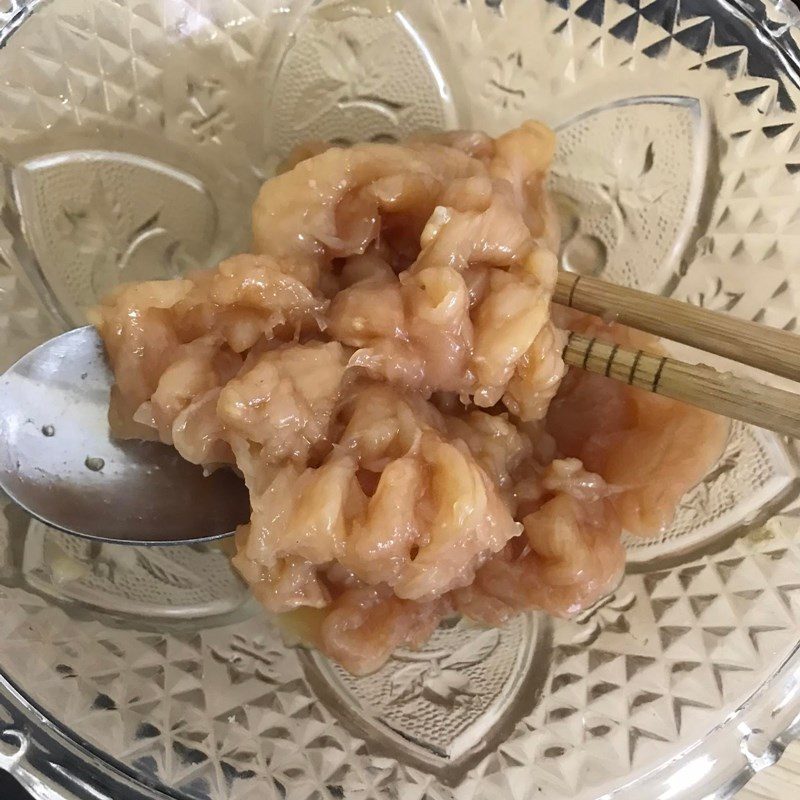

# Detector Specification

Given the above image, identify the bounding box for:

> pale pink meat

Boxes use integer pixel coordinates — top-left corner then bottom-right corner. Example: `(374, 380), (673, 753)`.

(93, 123), (729, 675)
(171, 388), (235, 468)
(340, 263), (475, 393)
(142, 336), (242, 442)
(505, 321), (568, 421)
(489, 121), (561, 251)
(455, 489), (623, 622)
(89, 279), (193, 435)
(217, 342), (348, 465)
(319, 586), (449, 677)
(350, 431), (521, 600)
(235, 399), (521, 607)
(234, 455), (363, 601)
(173, 254), (328, 351)
(250, 142), (486, 288)
(547, 310), (730, 535)
(444, 410), (532, 492)
(336, 382), (446, 469)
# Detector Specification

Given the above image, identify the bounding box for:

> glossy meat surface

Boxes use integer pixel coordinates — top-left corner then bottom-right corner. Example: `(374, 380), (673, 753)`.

(92, 124), (728, 674)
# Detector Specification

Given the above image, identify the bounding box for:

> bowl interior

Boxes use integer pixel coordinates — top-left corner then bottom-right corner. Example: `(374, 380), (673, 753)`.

(2, 1), (800, 799)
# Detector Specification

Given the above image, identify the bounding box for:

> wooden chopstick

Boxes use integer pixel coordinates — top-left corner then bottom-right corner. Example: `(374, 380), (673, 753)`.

(563, 332), (800, 439)
(555, 272), (800, 382)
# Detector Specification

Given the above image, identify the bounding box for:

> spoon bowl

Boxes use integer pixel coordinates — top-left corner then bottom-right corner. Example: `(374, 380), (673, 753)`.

(0, 326), (250, 544)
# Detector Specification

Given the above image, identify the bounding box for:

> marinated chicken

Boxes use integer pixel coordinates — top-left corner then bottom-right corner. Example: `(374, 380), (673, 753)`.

(91, 122), (728, 675)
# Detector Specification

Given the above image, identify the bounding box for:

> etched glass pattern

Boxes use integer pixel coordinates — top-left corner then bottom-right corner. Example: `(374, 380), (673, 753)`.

(2, 1), (800, 798)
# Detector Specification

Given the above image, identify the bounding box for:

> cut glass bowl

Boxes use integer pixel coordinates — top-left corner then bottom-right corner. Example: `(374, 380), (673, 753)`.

(2, 1), (800, 798)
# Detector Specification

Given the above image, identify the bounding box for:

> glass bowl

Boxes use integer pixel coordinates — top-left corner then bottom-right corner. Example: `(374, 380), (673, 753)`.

(2, 1), (800, 798)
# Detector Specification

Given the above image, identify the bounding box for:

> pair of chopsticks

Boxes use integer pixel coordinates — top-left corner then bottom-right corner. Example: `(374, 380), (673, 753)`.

(554, 272), (800, 439)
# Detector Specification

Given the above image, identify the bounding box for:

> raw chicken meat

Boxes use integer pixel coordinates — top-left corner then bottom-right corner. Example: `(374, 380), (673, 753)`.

(92, 123), (728, 675)
(547, 309), (730, 535)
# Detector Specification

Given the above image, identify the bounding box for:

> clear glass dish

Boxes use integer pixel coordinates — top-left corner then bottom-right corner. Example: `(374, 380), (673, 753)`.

(2, 1), (800, 798)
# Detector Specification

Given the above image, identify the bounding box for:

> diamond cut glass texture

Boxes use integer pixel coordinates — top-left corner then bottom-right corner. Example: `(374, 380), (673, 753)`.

(3, 1), (800, 798)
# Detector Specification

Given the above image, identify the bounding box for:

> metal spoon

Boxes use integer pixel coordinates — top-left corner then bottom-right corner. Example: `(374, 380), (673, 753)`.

(0, 326), (250, 544)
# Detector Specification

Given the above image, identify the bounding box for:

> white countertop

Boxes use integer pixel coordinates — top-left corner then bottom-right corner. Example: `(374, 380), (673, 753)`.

(739, 740), (800, 799)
